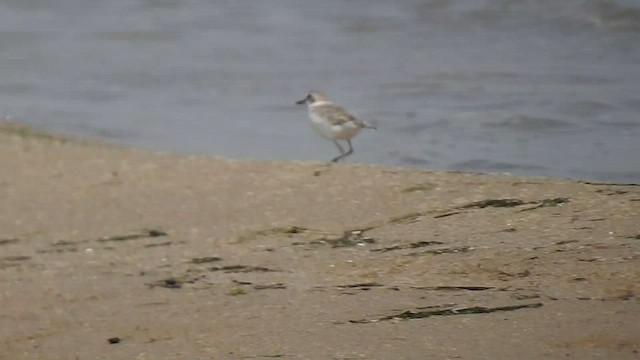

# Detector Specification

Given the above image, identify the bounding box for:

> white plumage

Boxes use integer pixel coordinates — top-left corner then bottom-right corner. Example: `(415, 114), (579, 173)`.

(296, 91), (376, 162)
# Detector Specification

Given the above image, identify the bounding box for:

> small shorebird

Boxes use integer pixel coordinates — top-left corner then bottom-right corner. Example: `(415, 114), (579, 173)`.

(296, 91), (376, 162)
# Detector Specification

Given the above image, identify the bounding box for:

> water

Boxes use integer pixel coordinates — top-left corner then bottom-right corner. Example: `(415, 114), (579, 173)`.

(1, 0), (639, 183)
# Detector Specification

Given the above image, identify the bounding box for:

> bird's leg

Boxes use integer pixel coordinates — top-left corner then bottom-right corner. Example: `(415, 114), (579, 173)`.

(345, 139), (354, 157)
(331, 140), (355, 162)
(331, 140), (346, 162)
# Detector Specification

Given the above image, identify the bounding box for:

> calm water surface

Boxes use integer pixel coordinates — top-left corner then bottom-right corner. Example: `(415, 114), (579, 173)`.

(1, 0), (640, 182)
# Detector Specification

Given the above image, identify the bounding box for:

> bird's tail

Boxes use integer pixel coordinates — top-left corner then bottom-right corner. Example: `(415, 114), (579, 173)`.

(361, 120), (377, 130)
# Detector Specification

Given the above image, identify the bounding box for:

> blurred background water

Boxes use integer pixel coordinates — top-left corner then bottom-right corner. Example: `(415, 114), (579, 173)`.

(1, 0), (639, 183)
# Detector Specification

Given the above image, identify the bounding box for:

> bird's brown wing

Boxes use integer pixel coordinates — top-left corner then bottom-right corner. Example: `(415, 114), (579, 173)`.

(313, 104), (367, 127)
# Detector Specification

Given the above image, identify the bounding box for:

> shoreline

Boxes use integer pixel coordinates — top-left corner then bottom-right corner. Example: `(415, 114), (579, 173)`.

(1, 121), (639, 359)
(3, 120), (638, 186)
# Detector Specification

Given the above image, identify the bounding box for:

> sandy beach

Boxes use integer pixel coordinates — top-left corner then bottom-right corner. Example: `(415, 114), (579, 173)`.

(0, 122), (638, 359)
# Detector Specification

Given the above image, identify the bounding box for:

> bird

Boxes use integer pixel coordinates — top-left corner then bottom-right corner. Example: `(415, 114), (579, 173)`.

(296, 91), (376, 162)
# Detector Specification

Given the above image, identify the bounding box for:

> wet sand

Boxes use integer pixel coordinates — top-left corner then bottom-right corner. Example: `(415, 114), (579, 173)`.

(1, 122), (639, 359)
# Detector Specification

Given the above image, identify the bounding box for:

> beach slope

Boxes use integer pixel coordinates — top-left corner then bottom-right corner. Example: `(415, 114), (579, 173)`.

(1, 123), (638, 359)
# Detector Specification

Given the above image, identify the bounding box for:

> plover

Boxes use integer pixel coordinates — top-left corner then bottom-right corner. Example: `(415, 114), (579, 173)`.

(296, 91), (376, 162)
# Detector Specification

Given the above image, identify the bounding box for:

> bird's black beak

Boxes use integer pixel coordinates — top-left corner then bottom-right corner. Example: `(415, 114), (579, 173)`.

(296, 95), (309, 105)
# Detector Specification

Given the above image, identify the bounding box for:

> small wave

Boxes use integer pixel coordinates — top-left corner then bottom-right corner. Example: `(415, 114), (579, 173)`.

(395, 120), (449, 134)
(570, 169), (640, 184)
(595, 119), (640, 129)
(485, 115), (574, 131)
(451, 159), (547, 172)
(555, 101), (615, 117)
(586, 1), (640, 31)
(93, 30), (177, 42)
(399, 156), (432, 166)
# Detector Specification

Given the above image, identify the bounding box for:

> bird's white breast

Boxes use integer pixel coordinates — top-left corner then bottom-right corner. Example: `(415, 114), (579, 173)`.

(309, 111), (360, 140)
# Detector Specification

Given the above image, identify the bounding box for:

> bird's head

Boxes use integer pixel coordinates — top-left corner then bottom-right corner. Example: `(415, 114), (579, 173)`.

(296, 91), (329, 105)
